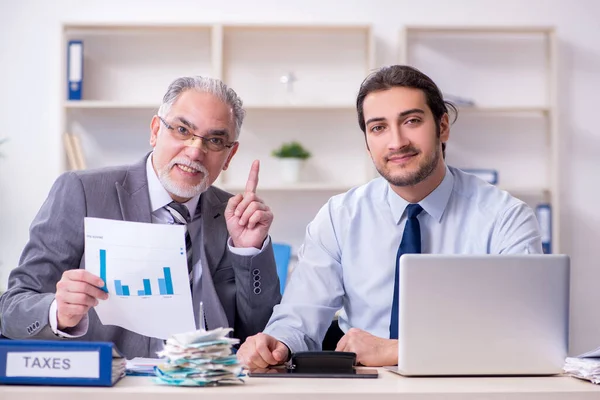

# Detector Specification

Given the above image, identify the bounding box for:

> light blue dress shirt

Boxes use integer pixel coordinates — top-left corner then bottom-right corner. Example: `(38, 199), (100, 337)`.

(263, 166), (543, 352)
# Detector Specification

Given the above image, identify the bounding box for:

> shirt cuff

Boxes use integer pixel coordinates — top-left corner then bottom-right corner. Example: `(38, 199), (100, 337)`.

(49, 299), (89, 338)
(227, 236), (271, 256)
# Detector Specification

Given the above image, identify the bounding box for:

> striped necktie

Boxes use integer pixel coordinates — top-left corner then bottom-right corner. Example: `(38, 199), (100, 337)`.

(165, 201), (194, 287)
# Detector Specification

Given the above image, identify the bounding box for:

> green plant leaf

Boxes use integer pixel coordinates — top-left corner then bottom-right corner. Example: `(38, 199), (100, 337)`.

(271, 141), (311, 160)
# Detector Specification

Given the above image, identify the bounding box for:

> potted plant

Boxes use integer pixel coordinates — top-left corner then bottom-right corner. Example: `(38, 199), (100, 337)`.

(271, 141), (311, 183)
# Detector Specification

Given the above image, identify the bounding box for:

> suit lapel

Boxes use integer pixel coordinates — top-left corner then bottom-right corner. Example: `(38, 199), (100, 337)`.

(199, 189), (229, 273)
(198, 188), (230, 330)
(116, 154), (152, 223)
(113, 154), (156, 352)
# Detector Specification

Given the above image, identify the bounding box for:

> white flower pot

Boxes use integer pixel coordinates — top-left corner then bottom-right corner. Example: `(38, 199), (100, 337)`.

(278, 158), (304, 183)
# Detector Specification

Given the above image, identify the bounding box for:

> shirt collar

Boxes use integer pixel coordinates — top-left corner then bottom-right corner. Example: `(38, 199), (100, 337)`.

(386, 165), (454, 224)
(146, 153), (201, 219)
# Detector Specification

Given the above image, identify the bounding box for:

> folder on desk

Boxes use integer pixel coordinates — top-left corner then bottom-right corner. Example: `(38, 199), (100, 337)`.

(67, 40), (83, 100)
(0, 340), (125, 386)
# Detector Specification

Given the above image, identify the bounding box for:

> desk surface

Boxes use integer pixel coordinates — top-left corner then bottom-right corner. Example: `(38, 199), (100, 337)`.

(2, 369), (600, 400)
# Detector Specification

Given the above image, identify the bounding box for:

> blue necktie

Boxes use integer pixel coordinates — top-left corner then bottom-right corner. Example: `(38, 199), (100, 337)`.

(389, 204), (423, 339)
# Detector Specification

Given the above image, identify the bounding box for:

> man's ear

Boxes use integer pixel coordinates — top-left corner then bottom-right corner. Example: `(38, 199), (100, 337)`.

(364, 134), (373, 159)
(150, 115), (161, 147)
(439, 113), (450, 143)
(222, 142), (239, 171)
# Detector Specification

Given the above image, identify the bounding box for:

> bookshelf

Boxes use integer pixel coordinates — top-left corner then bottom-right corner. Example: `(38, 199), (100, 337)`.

(61, 23), (375, 250)
(399, 26), (559, 251)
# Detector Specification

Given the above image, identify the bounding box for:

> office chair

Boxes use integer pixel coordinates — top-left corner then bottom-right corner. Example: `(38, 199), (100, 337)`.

(322, 319), (345, 350)
(272, 243), (292, 295)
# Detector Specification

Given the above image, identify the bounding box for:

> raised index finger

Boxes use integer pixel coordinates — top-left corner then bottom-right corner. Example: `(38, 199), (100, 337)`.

(245, 160), (260, 193)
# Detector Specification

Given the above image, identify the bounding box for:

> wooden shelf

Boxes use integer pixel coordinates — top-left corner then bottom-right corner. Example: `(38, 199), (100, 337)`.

(216, 182), (356, 192)
(216, 183), (549, 196)
(405, 26), (554, 35)
(457, 106), (550, 115)
(401, 25), (559, 250)
(244, 104), (355, 111)
(64, 23), (212, 33)
(501, 187), (551, 198)
(65, 101), (158, 109)
(65, 101), (355, 111)
(223, 24), (371, 32)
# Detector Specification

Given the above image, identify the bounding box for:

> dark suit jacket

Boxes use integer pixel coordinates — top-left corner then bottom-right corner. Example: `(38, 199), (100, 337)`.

(0, 155), (281, 358)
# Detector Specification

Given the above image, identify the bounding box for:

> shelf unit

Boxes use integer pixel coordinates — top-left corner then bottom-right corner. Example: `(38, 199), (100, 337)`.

(61, 23), (375, 250)
(399, 26), (558, 251)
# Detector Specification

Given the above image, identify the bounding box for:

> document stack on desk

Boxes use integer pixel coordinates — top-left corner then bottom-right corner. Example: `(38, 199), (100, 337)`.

(564, 346), (600, 384)
(154, 327), (244, 386)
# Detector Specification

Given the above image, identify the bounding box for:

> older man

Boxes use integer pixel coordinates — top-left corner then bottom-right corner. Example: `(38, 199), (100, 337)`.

(0, 76), (281, 359)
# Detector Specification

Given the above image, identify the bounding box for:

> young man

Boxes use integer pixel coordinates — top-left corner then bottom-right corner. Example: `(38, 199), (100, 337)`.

(0, 77), (281, 359)
(237, 65), (543, 368)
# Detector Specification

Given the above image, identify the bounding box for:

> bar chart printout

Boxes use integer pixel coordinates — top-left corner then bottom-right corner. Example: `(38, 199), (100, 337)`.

(84, 217), (195, 339)
(107, 266), (173, 297)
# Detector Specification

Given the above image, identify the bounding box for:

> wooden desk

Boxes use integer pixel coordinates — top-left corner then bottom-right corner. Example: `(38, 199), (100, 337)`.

(1, 369), (600, 400)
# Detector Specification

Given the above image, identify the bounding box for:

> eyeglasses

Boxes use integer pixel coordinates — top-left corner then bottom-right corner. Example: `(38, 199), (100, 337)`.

(158, 116), (236, 152)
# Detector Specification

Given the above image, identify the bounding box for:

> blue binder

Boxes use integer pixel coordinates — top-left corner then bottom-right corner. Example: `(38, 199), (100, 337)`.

(535, 204), (552, 254)
(67, 40), (83, 100)
(0, 340), (124, 386)
(273, 243), (292, 295)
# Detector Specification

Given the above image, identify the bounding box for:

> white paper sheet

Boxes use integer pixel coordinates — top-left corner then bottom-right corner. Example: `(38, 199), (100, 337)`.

(579, 346), (600, 359)
(84, 217), (196, 339)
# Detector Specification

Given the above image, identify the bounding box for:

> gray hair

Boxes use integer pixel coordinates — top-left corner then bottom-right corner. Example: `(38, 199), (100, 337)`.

(158, 76), (245, 139)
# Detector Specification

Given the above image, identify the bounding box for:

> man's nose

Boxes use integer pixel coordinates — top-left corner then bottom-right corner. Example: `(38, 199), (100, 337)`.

(388, 126), (410, 150)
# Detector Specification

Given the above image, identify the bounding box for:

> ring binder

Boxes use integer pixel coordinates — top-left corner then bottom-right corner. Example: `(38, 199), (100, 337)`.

(535, 204), (552, 254)
(67, 40), (83, 100)
(0, 340), (125, 386)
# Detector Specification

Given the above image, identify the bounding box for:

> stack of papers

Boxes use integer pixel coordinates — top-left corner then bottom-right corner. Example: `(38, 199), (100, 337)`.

(154, 327), (244, 387)
(564, 346), (600, 384)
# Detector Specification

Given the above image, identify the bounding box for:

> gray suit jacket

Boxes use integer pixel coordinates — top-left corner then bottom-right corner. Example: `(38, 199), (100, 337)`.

(0, 155), (281, 358)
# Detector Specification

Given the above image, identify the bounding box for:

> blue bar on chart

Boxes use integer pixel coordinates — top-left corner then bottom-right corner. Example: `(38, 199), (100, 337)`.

(137, 289), (145, 296)
(115, 280), (123, 296)
(143, 279), (152, 295)
(163, 267), (174, 295)
(114, 280), (130, 296)
(156, 267), (174, 295)
(99, 249), (108, 292)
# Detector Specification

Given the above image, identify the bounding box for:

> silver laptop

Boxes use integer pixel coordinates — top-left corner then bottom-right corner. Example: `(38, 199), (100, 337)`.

(387, 254), (569, 376)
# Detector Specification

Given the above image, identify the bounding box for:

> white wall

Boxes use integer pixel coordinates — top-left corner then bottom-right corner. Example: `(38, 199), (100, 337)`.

(1, 0), (599, 355)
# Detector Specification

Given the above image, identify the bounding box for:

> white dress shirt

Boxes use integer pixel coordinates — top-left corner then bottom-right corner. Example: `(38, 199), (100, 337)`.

(50, 153), (263, 336)
(263, 166), (543, 352)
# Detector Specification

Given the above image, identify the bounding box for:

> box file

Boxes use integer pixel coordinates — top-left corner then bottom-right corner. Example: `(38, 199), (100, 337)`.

(536, 204), (552, 254)
(0, 340), (125, 386)
(67, 40), (83, 100)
